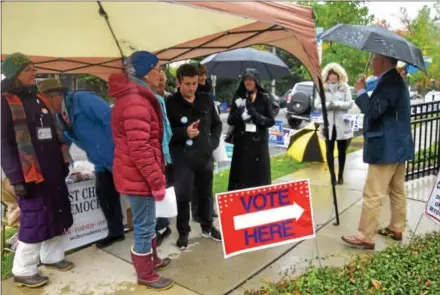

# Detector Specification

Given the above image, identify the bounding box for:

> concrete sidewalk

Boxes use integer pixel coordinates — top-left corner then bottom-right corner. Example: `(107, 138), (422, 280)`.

(3, 150), (439, 295)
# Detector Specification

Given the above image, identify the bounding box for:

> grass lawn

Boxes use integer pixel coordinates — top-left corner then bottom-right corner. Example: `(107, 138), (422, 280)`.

(346, 135), (364, 154)
(213, 153), (311, 195)
(1, 227), (17, 280)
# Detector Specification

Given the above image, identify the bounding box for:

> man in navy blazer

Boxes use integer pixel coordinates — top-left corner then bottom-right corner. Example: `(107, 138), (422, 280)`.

(342, 54), (414, 250)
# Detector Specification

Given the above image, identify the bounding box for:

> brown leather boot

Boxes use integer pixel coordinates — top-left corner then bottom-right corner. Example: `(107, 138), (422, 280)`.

(43, 260), (74, 271)
(130, 247), (174, 290)
(152, 236), (172, 271)
(14, 274), (49, 288)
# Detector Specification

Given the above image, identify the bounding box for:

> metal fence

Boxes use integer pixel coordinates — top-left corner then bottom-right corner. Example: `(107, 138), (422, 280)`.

(405, 100), (440, 181)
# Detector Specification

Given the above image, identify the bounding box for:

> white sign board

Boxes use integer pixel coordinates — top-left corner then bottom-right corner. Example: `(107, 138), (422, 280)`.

(65, 180), (108, 251)
(425, 172), (440, 224)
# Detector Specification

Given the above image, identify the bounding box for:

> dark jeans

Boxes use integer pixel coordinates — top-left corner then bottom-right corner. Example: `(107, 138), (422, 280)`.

(174, 159), (214, 236)
(95, 170), (125, 238)
(327, 127), (349, 178)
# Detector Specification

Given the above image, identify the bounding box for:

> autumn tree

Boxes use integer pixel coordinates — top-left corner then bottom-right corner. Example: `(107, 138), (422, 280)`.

(398, 6), (440, 90)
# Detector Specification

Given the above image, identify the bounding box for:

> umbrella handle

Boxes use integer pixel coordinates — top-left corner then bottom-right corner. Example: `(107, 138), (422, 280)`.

(364, 53), (373, 75)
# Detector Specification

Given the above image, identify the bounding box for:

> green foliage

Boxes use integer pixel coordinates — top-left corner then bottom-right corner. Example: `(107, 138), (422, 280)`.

(399, 6), (440, 88)
(78, 74), (113, 104)
(245, 231), (440, 295)
(298, 1), (375, 85)
(414, 141), (439, 164)
(1, 227), (17, 280)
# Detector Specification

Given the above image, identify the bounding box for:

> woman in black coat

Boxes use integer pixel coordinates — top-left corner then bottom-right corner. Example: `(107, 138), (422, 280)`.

(227, 70), (275, 191)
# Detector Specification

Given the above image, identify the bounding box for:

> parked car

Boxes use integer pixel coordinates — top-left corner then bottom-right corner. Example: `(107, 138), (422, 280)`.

(285, 81), (358, 129)
(285, 81), (317, 129)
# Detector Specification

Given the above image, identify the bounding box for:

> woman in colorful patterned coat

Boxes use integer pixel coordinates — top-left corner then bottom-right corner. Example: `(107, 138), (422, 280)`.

(1, 53), (74, 288)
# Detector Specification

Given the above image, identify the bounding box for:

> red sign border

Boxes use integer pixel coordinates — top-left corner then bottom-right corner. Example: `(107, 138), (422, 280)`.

(215, 179), (316, 259)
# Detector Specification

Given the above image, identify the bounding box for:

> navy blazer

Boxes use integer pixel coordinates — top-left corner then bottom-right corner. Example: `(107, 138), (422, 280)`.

(355, 69), (414, 164)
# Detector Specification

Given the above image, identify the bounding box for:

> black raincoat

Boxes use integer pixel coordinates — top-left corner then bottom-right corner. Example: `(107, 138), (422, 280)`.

(227, 70), (275, 191)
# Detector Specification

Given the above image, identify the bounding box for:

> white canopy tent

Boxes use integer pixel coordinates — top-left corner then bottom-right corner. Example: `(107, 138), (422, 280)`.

(1, 1), (320, 85)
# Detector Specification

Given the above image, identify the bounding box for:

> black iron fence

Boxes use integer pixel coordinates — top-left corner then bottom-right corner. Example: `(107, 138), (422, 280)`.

(405, 100), (440, 181)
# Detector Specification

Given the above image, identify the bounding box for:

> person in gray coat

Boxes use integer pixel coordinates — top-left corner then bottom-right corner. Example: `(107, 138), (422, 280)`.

(315, 63), (354, 184)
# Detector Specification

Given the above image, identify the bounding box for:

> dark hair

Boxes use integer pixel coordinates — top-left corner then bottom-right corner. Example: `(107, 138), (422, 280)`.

(198, 65), (208, 75)
(326, 69), (340, 82)
(176, 64), (198, 82)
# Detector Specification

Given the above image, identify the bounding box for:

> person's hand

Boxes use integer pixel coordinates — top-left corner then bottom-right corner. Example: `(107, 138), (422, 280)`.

(13, 183), (28, 199)
(152, 187), (166, 200)
(186, 120), (200, 139)
(246, 99), (257, 116)
(355, 75), (367, 92)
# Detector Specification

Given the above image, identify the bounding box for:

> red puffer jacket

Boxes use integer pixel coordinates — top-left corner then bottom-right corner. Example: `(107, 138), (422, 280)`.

(108, 73), (166, 200)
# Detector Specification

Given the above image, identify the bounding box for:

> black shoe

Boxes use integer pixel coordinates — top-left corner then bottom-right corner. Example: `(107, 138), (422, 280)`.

(337, 176), (344, 185)
(156, 227), (172, 247)
(177, 235), (188, 250)
(202, 226), (222, 242)
(14, 274), (49, 288)
(96, 235), (125, 248)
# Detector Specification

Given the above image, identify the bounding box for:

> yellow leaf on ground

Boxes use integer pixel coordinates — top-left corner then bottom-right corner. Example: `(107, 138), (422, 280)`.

(372, 279), (382, 290)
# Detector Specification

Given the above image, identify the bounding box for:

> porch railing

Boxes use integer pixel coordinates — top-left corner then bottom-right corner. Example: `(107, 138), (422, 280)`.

(405, 100), (440, 181)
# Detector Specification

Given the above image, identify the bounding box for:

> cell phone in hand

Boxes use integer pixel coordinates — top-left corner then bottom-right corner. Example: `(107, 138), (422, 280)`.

(193, 120), (200, 129)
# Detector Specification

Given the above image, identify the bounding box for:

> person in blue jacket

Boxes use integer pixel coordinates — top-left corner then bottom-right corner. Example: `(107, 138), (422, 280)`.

(38, 79), (125, 248)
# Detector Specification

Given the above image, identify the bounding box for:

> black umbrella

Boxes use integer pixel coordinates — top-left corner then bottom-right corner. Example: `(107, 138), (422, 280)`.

(201, 48), (290, 80)
(320, 24), (426, 73)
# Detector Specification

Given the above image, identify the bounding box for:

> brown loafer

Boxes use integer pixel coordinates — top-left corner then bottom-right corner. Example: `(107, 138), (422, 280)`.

(14, 274), (49, 288)
(378, 227), (403, 241)
(341, 235), (375, 250)
(43, 259), (74, 271)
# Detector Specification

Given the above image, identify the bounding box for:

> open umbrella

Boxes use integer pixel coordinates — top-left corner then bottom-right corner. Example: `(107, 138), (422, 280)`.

(201, 48), (290, 80)
(398, 57), (432, 75)
(287, 123), (338, 163)
(320, 24), (426, 73)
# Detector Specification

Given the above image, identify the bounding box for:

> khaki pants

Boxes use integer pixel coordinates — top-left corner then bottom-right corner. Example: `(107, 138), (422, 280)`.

(357, 163), (406, 243)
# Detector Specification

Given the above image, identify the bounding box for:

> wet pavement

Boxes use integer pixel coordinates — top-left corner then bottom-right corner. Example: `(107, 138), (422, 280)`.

(3, 150), (439, 295)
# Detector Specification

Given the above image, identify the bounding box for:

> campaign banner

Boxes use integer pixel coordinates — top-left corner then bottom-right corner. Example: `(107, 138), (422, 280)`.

(225, 143), (234, 160)
(269, 120), (285, 146)
(216, 180), (315, 258)
(282, 128), (295, 148)
(65, 180), (108, 251)
(425, 171), (440, 224)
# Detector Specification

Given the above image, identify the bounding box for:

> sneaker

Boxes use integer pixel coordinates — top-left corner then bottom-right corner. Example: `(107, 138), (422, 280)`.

(202, 227), (222, 242)
(177, 235), (188, 250)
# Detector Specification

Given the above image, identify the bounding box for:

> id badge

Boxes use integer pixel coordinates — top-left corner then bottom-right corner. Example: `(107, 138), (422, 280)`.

(37, 128), (52, 140)
(245, 123), (257, 133)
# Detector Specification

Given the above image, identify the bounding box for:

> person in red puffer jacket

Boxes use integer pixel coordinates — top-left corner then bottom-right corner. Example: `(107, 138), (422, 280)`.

(108, 51), (173, 290)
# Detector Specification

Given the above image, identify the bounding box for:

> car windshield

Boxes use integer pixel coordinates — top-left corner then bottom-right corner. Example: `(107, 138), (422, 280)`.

(295, 85), (314, 96)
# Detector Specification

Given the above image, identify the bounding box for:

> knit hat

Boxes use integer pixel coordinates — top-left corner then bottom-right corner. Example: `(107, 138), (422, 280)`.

(2, 53), (33, 79)
(126, 51), (158, 78)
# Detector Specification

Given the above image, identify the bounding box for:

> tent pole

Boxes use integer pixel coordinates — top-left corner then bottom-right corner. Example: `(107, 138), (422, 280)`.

(317, 76), (340, 226)
(97, 1), (125, 60)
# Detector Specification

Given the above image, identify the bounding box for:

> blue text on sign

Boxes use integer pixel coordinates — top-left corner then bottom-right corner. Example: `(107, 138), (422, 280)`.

(240, 189), (290, 212)
(244, 220), (295, 245)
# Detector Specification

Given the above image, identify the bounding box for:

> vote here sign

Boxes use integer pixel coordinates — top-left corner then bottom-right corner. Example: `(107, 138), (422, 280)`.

(425, 171), (440, 224)
(216, 180), (315, 258)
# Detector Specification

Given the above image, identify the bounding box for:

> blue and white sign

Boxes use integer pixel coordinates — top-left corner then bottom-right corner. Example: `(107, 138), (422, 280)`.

(269, 120), (284, 146)
(225, 143), (234, 160)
